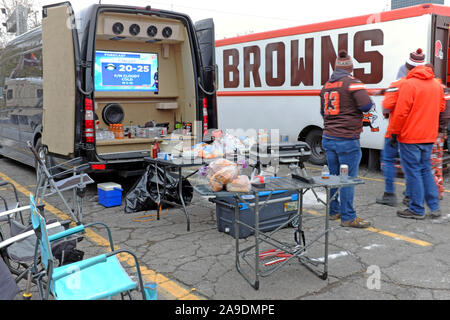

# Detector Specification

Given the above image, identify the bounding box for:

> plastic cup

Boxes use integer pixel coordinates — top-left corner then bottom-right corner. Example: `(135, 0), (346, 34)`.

(144, 282), (157, 300)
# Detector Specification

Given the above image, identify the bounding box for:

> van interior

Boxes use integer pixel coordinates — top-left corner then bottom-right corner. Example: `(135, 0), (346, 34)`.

(93, 12), (197, 158)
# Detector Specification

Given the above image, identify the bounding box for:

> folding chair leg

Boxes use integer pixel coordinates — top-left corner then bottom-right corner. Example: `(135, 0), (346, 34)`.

(23, 269), (32, 300)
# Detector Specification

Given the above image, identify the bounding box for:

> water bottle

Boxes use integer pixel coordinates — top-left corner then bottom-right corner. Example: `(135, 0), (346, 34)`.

(321, 165), (330, 179)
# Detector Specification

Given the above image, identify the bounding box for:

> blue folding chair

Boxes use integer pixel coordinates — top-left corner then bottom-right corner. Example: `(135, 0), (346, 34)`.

(29, 194), (151, 300)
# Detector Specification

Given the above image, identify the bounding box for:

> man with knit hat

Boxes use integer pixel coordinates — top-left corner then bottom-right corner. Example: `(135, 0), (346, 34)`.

(320, 50), (374, 228)
(389, 58), (446, 219)
(376, 49), (425, 207)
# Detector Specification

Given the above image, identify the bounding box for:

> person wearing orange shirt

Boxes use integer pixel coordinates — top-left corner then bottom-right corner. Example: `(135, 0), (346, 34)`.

(389, 64), (446, 219)
(375, 49), (425, 207)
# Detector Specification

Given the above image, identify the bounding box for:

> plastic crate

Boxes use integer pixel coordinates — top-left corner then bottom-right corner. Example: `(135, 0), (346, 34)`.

(214, 189), (299, 239)
(97, 182), (123, 208)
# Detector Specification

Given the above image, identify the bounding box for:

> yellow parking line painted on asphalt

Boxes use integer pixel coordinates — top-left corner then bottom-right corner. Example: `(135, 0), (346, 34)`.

(304, 209), (432, 247)
(0, 171), (203, 300)
(366, 227), (432, 247)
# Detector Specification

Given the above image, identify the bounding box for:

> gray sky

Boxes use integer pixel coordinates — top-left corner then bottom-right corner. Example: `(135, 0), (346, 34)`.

(39, 0), (449, 39)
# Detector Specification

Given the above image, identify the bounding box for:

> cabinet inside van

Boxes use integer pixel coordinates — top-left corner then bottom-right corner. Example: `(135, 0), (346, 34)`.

(93, 12), (198, 159)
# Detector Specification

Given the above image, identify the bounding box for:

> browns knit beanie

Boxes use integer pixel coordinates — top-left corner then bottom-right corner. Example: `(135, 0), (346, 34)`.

(405, 48), (425, 70)
(335, 50), (354, 72)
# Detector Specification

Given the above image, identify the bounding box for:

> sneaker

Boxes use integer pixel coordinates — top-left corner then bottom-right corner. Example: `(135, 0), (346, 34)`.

(340, 217), (372, 228)
(402, 197), (410, 207)
(428, 210), (442, 219)
(376, 192), (397, 206)
(329, 213), (340, 221)
(397, 208), (425, 220)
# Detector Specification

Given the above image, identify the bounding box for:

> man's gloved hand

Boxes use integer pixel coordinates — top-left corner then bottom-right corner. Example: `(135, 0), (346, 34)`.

(390, 134), (398, 148)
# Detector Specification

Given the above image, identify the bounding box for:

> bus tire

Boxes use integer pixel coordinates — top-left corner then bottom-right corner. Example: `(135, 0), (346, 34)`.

(305, 129), (327, 165)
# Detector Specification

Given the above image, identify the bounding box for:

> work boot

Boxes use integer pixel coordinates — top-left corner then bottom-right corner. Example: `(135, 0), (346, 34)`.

(376, 192), (397, 206)
(329, 213), (340, 221)
(397, 208), (425, 220)
(428, 209), (442, 219)
(340, 217), (371, 228)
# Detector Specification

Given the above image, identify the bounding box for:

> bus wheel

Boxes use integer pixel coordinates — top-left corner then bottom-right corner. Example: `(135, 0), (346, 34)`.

(305, 129), (326, 165)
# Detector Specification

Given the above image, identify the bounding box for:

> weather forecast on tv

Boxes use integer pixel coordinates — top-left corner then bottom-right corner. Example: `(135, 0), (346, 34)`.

(94, 50), (158, 92)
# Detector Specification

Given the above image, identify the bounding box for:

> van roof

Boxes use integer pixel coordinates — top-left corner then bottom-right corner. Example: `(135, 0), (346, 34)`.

(216, 3), (450, 47)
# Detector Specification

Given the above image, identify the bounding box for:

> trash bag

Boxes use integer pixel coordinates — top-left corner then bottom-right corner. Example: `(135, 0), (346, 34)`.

(124, 164), (193, 213)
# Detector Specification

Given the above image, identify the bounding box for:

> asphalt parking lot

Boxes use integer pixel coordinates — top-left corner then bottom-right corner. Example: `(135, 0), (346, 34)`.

(1, 154), (449, 301)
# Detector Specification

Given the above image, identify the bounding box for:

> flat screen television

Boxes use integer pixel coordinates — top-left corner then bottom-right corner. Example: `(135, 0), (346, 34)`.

(94, 50), (158, 93)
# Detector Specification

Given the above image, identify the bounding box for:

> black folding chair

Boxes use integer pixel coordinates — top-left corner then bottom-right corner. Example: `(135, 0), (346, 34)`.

(27, 141), (94, 224)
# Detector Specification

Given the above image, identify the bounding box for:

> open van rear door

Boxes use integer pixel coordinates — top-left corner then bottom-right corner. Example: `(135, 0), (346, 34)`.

(431, 14), (450, 85)
(195, 18), (217, 130)
(41, 2), (80, 156)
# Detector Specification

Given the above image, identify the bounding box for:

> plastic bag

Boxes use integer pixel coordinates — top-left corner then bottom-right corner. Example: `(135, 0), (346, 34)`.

(207, 158), (237, 176)
(209, 166), (239, 185)
(125, 164), (193, 213)
(226, 175), (251, 193)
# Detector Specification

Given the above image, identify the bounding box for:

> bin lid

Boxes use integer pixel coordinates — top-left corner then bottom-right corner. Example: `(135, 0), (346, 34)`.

(97, 182), (122, 191)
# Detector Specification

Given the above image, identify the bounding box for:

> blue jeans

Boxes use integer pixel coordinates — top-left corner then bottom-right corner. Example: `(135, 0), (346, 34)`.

(398, 143), (439, 215)
(322, 137), (362, 222)
(382, 138), (410, 197)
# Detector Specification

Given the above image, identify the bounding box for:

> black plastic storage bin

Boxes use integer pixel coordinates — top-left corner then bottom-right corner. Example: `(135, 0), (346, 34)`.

(214, 190), (299, 239)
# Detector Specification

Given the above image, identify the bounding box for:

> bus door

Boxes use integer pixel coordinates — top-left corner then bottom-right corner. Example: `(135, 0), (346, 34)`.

(431, 14), (450, 84)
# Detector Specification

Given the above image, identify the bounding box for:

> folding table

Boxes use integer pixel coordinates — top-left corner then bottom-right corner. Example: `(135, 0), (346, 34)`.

(143, 156), (210, 231)
(195, 174), (364, 290)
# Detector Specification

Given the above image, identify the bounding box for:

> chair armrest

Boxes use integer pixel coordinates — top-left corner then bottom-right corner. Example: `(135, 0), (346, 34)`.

(0, 205), (30, 219)
(48, 225), (85, 242)
(52, 254), (107, 281)
(0, 222), (61, 249)
(84, 222), (115, 251)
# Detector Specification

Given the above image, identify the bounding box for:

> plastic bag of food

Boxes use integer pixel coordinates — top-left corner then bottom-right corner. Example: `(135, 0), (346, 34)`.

(209, 178), (224, 192)
(207, 158), (237, 176)
(226, 175), (251, 193)
(210, 166), (239, 185)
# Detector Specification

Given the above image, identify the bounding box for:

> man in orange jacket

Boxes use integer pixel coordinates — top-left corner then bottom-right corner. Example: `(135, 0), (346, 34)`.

(389, 64), (446, 219)
(375, 49), (425, 207)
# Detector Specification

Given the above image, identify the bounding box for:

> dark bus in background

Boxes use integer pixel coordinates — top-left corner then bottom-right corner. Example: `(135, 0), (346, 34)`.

(0, 2), (217, 175)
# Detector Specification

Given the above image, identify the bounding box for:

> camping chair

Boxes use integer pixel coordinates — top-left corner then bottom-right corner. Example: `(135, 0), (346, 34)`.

(0, 204), (83, 300)
(27, 141), (94, 224)
(0, 180), (25, 231)
(29, 194), (151, 300)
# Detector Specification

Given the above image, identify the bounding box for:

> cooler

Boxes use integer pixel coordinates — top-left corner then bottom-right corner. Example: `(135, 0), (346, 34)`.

(97, 182), (123, 207)
(214, 190), (299, 239)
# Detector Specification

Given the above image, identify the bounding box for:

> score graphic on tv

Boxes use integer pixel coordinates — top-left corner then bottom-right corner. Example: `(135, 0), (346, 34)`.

(94, 51), (158, 92)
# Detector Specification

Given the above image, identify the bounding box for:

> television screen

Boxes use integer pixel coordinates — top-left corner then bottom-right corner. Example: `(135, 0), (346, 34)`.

(94, 50), (158, 92)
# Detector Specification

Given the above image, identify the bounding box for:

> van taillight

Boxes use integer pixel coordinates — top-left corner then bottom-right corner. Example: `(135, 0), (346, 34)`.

(91, 164), (105, 170)
(84, 98), (95, 143)
(202, 97), (208, 136)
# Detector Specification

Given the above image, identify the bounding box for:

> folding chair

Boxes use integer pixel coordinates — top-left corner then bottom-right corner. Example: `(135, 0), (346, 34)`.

(29, 194), (151, 300)
(0, 180), (25, 233)
(0, 205), (83, 300)
(27, 141), (94, 224)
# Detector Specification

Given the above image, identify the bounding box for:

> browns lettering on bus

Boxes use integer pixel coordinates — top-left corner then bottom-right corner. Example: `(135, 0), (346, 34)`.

(222, 29), (384, 88)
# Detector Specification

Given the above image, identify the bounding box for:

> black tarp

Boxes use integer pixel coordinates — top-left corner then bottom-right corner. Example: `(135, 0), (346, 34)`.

(124, 164), (193, 213)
